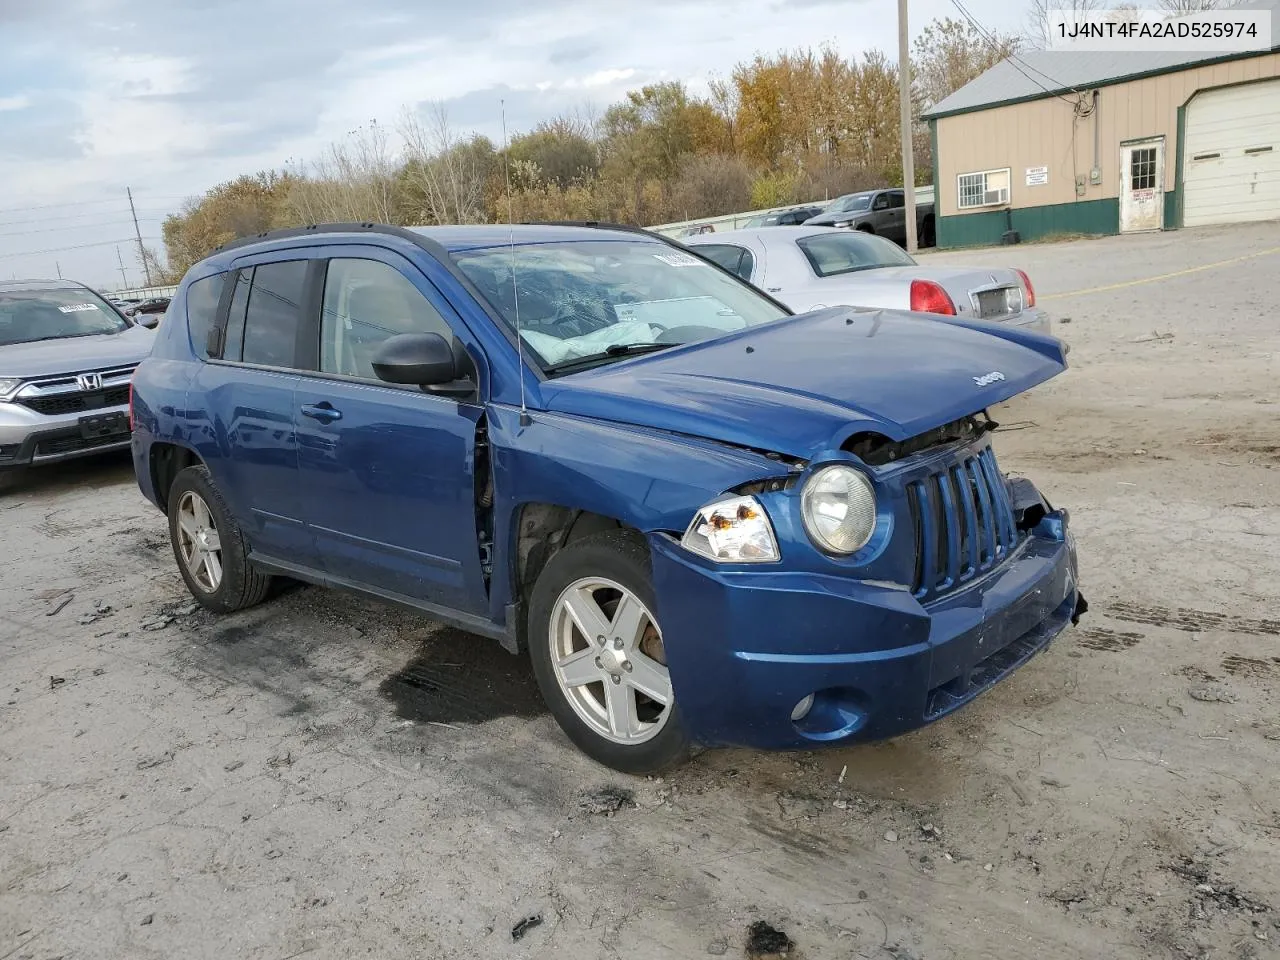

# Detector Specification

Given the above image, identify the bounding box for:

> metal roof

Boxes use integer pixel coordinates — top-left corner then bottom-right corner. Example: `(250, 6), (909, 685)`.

(924, 0), (1280, 118)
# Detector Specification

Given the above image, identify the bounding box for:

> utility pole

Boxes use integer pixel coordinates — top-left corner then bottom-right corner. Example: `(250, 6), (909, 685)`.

(127, 186), (153, 285)
(898, 0), (918, 253)
(116, 245), (129, 289)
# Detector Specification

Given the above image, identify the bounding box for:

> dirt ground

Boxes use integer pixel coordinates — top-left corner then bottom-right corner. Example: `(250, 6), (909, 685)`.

(2, 221), (1279, 960)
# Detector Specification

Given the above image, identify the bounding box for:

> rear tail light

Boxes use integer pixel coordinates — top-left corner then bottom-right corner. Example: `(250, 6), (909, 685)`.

(1014, 269), (1036, 307)
(909, 279), (957, 316)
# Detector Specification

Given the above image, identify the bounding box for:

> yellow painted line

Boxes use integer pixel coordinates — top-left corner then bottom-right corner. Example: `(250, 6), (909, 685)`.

(1041, 244), (1280, 301)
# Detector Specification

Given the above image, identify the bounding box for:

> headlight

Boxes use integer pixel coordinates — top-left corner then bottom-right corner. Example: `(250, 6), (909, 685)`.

(833, 219), (853, 228)
(0, 377), (21, 400)
(681, 495), (779, 563)
(801, 465), (877, 554)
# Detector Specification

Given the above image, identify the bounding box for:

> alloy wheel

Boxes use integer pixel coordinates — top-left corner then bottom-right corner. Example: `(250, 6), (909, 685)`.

(549, 576), (672, 745)
(175, 490), (223, 592)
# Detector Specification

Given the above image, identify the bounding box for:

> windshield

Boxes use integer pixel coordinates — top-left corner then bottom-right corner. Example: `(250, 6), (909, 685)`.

(831, 194), (872, 213)
(797, 231), (917, 278)
(451, 240), (789, 374)
(0, 287), (129, 346)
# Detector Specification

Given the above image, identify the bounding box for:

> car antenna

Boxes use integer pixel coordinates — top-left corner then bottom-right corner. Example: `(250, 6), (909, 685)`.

(501, 99), (532, 428)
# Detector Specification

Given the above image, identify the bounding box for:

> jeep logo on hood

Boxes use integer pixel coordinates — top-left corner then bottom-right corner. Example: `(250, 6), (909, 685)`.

(973, 371), (1006, 386)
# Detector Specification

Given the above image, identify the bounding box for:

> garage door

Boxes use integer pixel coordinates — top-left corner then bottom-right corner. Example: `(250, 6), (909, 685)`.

(1183, 77), (1280, 227)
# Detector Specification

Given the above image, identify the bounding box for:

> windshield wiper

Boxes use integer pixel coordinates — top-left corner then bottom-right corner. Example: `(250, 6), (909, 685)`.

(544, 342), (673, 374)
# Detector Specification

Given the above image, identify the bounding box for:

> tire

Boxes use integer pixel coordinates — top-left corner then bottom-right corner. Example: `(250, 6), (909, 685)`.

(527, 529), (691, 774)
(167, 464), (272, 614)
(0, 467), (27, 494)
(856, 223), (874, 234)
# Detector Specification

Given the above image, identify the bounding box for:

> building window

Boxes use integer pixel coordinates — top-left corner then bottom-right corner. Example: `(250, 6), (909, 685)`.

(957, 168), (1011, 209)
(1130, 147), (1157, 190)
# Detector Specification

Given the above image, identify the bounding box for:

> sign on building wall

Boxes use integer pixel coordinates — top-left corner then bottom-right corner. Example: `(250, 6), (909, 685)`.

(1026, 166), (1049, 186)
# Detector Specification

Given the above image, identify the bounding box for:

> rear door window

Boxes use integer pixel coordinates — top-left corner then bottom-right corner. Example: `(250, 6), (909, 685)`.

(221, 270), (252, 362)
(185, 273), (226, 359)
(240, 260), (309, 368)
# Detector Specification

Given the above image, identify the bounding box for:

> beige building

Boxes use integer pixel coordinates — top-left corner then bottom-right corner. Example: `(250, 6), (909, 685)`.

(923, 1), (1280, 247)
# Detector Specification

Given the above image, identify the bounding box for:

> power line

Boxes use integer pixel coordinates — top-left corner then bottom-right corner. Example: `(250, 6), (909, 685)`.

(0, 217), (166, 240)
(0, 237), (162, 261)
(948, 0), (1084, 104)
(0, 195), (188, 216)
(0, 206), (177, 228)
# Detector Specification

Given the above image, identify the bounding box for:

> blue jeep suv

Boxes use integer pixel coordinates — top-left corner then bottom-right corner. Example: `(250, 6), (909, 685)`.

(129, 221), (1086, 773)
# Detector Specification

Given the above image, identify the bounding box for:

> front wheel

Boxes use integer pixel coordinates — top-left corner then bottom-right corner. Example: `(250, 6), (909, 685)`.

(921, 217), (936, 247)
(167, 465), (273, 613)
(528, 530), (691, 774)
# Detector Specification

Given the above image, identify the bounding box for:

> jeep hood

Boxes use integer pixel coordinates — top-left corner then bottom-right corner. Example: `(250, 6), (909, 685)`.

(0, 323), (154, 379)
(538, 307), (1067, 460)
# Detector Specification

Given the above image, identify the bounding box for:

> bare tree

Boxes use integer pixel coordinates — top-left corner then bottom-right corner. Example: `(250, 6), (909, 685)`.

(283, 121), (399, 225)
(1158, 0), (1220, 13)
(707, 74), (740, 154)
(136, 244), (174, 286)
(398, 103), (494, 225)
(1025, 0), (1107, 48)
(1105, 2), (1144, 25)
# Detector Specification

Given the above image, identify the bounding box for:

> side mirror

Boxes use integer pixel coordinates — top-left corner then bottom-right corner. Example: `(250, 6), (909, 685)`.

(136, 314), (160, 329)
(371, 332), (458, 387)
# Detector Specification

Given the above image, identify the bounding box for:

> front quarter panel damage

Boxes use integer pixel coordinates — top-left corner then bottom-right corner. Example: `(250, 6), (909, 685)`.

(483, 404), (797, 621)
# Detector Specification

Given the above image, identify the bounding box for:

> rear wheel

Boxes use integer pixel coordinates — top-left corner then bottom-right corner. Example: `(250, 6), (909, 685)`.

(528, 530), (691, 774)
(167, 465), (272, 613)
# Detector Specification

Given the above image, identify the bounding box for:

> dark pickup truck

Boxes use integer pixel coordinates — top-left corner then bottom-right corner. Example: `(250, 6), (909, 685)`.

(803, 188), (936, 248)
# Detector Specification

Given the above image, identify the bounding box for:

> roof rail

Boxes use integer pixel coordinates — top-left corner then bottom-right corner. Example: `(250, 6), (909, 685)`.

(517, 220), (658, 236)
(213, 220), (668, 257)
(212, 221), (431, 255)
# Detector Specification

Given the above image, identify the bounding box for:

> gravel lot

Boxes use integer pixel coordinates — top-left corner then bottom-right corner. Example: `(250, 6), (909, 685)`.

(3, 221), (1278, 960)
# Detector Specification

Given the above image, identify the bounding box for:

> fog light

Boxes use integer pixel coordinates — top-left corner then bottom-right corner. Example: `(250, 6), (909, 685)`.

(790, 693), (815, 721)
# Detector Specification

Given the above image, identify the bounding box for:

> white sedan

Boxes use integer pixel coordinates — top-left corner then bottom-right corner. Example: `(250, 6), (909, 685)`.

(684, 227), (1051, 336)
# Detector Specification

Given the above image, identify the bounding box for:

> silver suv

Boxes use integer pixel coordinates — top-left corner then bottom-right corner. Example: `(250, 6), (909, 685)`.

(0, 279), (155, 487)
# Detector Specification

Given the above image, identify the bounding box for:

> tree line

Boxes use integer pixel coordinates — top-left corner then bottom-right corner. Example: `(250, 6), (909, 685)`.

(156, 18), (1021, 280)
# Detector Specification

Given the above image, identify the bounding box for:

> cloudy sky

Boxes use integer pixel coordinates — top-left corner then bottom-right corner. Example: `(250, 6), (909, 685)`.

(0, 0), (1023, 288)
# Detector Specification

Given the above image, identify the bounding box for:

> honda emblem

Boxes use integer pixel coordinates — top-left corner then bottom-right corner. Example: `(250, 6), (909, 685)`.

(76, 373), (103, 392)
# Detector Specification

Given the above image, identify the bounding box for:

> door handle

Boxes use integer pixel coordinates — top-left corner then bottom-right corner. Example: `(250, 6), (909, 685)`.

(300, 402), (342, 423)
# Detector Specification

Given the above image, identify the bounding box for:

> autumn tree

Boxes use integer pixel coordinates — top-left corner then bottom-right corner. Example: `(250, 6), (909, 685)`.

(601, 82), (698, 183)
(671, 154), (754, 220)
(912, 18), (1020, 112)
(507, 116), (600, 188)
(156, 14), (1009, 266)
(161, 171), (298, 278)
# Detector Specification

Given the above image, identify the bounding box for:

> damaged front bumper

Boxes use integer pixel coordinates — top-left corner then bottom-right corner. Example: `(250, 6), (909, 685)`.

(650, 491), (1084, 750)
